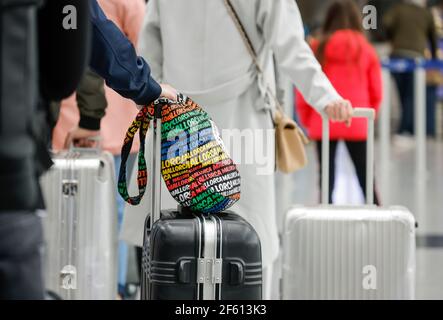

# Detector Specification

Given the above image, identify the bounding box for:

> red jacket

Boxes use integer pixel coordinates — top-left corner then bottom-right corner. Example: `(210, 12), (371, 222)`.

(296, 30), (382, 141)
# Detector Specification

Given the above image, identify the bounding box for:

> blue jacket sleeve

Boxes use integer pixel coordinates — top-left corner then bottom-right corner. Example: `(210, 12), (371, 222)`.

(88, 0), (162, 106)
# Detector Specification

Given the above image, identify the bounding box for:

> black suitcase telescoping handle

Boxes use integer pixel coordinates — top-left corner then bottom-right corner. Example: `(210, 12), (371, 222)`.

(149, 100), (163, 231)
(118, 98), (174, 231)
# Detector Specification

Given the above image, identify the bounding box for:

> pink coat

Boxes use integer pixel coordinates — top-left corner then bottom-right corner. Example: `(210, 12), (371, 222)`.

(52, 0), (146, 155)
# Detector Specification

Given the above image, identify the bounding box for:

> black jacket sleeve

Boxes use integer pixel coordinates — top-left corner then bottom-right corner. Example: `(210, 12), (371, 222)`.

(76, 70), (108, 131)
(38, 0), (91, 101)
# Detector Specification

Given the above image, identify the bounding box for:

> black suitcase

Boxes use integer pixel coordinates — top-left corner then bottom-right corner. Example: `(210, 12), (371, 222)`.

(140, 100), (262, 300)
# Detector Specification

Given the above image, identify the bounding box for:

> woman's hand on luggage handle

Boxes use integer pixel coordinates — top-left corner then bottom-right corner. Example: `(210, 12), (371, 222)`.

(64, 126), (101, 149)
(160, 83), (178, 101)
(325, 99), (353, 127)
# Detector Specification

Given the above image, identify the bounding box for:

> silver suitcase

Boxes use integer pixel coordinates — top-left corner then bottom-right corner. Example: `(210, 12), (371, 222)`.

(40, 150), (118, 300)
(282, 108), (416, 300)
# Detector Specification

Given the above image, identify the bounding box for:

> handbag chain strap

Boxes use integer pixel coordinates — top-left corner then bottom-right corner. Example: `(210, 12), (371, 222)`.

(223, 0), (285, 116)
(223, 0), (262, 73)
(223, 0), (308, 147)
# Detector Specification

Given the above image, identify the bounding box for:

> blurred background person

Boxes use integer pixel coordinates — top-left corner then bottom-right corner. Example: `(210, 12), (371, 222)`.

(52, 0), (147, 299)
(366, 0), (399, 43)
(383, 0), (437, 146)
(430, 0), (443, 51)
(427, 0), (443, 137)
(296, 0), (382, 205)
(0, 0), (173, 299)
(0, 0), (92, 300)
(121, 0), (354, 300)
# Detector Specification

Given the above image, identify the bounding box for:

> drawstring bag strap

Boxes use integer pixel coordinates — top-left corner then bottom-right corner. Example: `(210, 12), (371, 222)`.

(118, 106), (152, 205)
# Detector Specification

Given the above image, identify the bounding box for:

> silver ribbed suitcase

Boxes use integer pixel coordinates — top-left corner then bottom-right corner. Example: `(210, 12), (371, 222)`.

(282, 109), (416, 300)
(40, 150), (118, 300)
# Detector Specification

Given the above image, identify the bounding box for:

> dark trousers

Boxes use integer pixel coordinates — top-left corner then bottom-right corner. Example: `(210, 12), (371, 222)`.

(427, 85), (437, 137)
(136, 246), (142, 282)
(392, 71), (415, 135)
(0, 212), (44, 300)
(316, 141), (380, 205)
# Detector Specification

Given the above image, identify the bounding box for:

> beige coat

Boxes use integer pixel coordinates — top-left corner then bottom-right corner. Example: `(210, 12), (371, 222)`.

(121, 0), (341, 269)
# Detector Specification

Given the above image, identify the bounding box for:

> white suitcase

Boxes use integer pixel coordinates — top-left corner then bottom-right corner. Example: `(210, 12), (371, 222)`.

(40, 149), (118, 300)
(282, 109), (416, 300)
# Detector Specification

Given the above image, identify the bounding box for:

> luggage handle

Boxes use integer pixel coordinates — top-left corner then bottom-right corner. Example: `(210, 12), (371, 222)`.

(321, 108), (376, 205)
(149, 100), (163, 231)
(69, 136), (103, 153)
(148, 96), (187, 230)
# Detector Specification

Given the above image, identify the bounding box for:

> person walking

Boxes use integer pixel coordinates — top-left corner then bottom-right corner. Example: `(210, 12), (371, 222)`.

(121, 0), (354, 300)
(383, 0), (437, 144)
(296, 0), (383, 205)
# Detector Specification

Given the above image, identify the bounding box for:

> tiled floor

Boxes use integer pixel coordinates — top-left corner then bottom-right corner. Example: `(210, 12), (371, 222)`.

(276, 139), (443, 300)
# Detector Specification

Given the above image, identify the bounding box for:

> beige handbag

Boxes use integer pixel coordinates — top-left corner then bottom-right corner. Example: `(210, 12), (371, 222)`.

(224, 0), (309, 173)
(274, 105), (309, 173)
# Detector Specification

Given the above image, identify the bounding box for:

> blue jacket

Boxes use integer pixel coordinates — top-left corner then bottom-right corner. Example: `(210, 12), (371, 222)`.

(89, 0), (162, 106)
